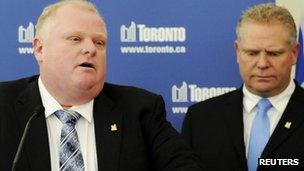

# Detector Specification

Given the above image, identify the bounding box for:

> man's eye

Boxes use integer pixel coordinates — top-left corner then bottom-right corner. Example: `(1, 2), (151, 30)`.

(95, 40), (106, 46)
(268, 52), (279, 57)
(246, 51), (258, 56)
(70, 36), (81, 42)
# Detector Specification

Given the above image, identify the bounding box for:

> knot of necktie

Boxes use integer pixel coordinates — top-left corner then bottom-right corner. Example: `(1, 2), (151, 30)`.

(257, 98), (272, 113)
(54, 109), (80, 126)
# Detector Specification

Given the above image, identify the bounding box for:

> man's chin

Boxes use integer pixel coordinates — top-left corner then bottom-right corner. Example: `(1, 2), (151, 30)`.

(253, 86), (280, 97)
(75, 78), (98, 90)
(246, 82), (275, 96)
(70, 74), (104, 93)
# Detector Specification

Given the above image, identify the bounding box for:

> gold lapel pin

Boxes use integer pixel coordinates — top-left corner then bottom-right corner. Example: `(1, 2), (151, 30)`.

(284, 122), (292, 129)
(111, 124), (118, 131)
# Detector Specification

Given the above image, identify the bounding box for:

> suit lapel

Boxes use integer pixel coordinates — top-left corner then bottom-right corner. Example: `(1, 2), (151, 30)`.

(223, 89), (247, 169)
(93, 91), (122, 171)
(262, 84), (304, 157)
(14, 79), (51, 171)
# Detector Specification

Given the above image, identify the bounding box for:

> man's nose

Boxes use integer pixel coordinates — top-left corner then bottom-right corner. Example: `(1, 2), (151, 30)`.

(256, 53), (270, 69)
(81, 39), (97, 56)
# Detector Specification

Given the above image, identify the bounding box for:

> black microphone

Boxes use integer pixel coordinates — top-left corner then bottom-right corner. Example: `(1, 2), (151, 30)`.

(12, 105), (45, 171)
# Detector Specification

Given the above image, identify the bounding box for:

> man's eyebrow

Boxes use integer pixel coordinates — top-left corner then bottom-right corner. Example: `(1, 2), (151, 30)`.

(241, 48), (259, 52)
(265, 49), (285, 54)
(94, 33), (107, 39)
(61, 31), (107, 40)
(61, 31), (84, 38)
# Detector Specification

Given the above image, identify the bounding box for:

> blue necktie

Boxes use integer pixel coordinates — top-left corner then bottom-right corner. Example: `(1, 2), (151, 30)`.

(54, 110), (85, 171)
(247, 98), (272, 171)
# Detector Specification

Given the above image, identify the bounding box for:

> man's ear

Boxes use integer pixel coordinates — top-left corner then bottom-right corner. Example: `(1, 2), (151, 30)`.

(291, 43), (299, 65)
(33, 37), (44, 64)
(234, 40), (241, 64)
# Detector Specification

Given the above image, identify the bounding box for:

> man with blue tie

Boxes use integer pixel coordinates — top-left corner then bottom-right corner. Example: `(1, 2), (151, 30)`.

(182, 3), (304, 171)
(0, 0), (201, 170)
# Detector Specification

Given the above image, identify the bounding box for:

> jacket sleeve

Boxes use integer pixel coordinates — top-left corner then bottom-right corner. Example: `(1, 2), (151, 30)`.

(141, 95), (202, 171)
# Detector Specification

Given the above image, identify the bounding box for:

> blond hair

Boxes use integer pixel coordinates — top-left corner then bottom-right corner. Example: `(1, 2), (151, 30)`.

(236, 3), (297, 45)
(35, 0), (106, 38)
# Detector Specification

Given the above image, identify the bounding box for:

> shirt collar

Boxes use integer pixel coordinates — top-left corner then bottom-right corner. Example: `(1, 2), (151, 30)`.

(242, 79), (295, 113)
(38, 77), (94, 123)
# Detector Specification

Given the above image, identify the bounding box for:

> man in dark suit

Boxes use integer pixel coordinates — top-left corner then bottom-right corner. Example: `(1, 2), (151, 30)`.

(0, 0), (201, 170)
(182, 3), (303, 171)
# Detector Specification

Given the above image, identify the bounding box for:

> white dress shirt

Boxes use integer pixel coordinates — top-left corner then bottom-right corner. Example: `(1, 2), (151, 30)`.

(38, 77), (98, 171)
(242, 79), (295, 157)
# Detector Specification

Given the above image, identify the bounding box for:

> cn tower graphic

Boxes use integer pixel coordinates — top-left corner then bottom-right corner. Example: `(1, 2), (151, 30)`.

(120, 21), (137, 42)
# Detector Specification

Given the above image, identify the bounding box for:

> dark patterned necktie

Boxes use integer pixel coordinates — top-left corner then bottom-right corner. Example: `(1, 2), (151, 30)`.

(54, 110), (85, 171)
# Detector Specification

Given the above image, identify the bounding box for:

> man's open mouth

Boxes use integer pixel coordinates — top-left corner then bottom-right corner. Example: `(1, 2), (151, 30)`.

(79, 62), (94, 68)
